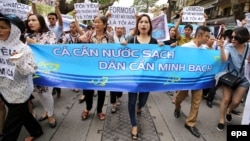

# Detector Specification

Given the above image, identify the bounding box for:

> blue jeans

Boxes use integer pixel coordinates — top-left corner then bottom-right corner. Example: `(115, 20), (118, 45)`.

(128, 92), (149, 126)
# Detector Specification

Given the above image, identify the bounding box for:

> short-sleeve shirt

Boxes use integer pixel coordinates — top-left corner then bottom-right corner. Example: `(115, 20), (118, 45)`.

(181, 41), (206, 49)
(47, 23), (63, 42)
(63, 33), (80, 44)
(163, 38), (177, 45)
(224, 43), (250, 76)
(178, 36), (193, 45)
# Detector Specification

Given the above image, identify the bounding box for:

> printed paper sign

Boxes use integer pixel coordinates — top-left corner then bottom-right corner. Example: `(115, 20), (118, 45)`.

(0, 0), (17, 3)
(152, 14), (169, 41)
(74, 3), (99, 20)
(0, 2), (30, 21)
(244, 13), (250, 32)
(182, 6), (205, 23)
(0, 47), (16, 80)
(108, 6), (136, 28)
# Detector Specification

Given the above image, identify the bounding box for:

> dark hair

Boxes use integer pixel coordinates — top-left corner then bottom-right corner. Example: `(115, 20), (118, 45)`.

(135, 14), (153, 36)
(93, 15), (108, 33)
(47, 12), (58, 19)
(184, 24), (193, 30)
(194, 26), (210, 37)
(223, 29), (233, 42)
(238, 14), (246, 22)
(233, 27), (250, 44)
(0, 13), (26, 41)
(26, 14), (50, 34)
(169, 26), (175, 32)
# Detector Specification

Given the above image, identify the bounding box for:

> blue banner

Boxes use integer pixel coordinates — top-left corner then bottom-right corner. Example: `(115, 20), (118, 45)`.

(30, 44), (224, 92)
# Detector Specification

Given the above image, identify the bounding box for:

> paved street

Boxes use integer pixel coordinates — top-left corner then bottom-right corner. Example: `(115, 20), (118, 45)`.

(17, 89), (243, 141)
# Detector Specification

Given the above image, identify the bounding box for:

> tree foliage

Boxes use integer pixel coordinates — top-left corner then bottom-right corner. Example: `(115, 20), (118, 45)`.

(133, 0), (158, 13)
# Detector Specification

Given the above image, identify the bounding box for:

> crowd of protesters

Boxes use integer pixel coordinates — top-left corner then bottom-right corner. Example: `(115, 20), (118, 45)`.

(0, 1), (250, 141)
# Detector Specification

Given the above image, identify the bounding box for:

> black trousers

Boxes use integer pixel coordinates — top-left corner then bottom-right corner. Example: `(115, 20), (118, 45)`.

(1, 97), (43, 141)
(207, 87), (217, 102)
(110, 91), (122, 104)
(83, 90), (105, 113)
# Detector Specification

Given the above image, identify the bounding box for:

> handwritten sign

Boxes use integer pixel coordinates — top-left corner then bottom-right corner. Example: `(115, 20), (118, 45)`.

(0, 2), (30, 21)
(0, 0), (17, 3)
(74, 3), (99, 20)
(108, 6), (136, 28)
(182, 6), (204, 23)
(0, 47), (16, 80)
(152, 14), (169, 41)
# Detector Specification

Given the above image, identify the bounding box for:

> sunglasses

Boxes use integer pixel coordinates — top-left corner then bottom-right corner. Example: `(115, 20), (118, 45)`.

(231, 35), (240, 40)
(48, 18), (56, 20)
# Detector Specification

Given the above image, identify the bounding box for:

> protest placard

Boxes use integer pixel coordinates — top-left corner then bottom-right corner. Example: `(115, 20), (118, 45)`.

(0, 2), (30, 21)
(74, 3), (99, 20)
(182, 6), (205, 23)
(152, 14), (169, 41)
(0, 0), (17, 3)
(244, 13), (250, 32)
(108, 6), (136, 28)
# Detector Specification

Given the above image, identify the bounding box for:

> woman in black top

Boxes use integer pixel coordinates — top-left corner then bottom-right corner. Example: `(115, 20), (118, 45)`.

(163, 26), (178, 46)
(127, 14), (159, 140)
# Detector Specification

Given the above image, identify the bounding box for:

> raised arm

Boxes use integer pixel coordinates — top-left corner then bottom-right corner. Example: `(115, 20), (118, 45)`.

(175, 11), (182, 39)
(73, 10), (84, 35)
(203, 13), (208, 26)
(31, 0), (38, 14)
(55, 0), (63, 27)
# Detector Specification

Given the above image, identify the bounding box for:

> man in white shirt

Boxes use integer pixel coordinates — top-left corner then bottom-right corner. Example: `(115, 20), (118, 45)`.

(174, 26), (210, 138)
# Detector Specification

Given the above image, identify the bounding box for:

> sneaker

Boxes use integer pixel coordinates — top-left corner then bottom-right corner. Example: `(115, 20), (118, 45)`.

(217, 123), (225, 131)
(225, 114), (232, 123)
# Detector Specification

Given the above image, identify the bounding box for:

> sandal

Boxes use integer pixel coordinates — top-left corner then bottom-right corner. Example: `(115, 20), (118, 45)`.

(81, 110), (89, 120)
(38, 114), (48, 121)
(97, 113), (105, 121)
(131, 127), (138, 140)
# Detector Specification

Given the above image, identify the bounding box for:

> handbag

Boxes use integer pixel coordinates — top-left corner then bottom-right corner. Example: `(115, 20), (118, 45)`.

(218, 44), (249, 88)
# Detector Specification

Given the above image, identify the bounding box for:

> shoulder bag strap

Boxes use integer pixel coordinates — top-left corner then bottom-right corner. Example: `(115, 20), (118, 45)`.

(239, 43), (249, 74)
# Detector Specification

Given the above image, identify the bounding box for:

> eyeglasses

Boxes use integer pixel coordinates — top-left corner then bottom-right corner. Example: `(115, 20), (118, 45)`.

(231, 35), (240, 40)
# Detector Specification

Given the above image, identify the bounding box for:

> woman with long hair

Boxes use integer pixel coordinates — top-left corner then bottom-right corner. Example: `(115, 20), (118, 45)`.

(126, 14), (160, 140)
(26, 14), (57, 128)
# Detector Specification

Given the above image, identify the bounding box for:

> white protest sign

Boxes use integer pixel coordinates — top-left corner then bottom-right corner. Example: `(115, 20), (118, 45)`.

(74, 3), (99, 20)
(182, 6), (205, 23)
(0, 0), (17, 3)
(0, 2), (30, 21)
(244, 13), (250, 32)
(241, 87), (250, 125)
(0, 48), (16, 80)
(108, 6), (136, 28)
(152, 14), (169, 41)
(245, 60), (250, 82)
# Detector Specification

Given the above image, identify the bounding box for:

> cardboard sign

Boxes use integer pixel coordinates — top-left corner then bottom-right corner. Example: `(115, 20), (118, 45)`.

(108, 6), (136, 28)
(74, 3), (99, 20)
(182, 6), (205, 23)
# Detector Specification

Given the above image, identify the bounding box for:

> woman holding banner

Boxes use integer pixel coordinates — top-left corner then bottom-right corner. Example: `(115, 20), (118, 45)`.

(126, 14), (160, 140)
(26, 14), (57, 128)
(78, 15), (114, 121)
